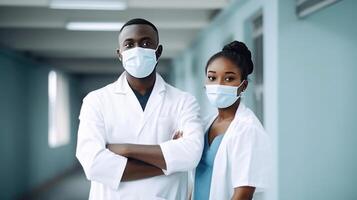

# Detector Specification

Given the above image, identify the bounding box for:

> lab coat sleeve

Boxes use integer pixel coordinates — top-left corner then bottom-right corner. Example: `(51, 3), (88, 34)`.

(159, 94), (204, 175)
(229, 123), (271, 190)
(76, 92), (128, 189)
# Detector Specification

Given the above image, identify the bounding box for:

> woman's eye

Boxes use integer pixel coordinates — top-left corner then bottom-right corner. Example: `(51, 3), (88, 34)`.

(208, 76), (215, 81)
(225, 77), (234, 81)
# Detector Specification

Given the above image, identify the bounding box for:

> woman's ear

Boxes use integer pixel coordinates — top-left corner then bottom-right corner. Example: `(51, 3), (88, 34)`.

(242, 80), (248, 92)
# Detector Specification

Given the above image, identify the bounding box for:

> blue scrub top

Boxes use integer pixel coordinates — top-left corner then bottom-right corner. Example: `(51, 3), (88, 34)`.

(194, 131), (224, 200)
(130, 85), (153, 111)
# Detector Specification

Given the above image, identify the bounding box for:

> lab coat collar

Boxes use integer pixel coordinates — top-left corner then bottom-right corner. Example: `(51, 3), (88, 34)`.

(114, 72), (166, 95)
(113, 72), (167, 137)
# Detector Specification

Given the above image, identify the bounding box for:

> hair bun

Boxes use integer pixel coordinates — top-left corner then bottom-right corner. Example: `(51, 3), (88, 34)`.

(222, 41), (253, 75)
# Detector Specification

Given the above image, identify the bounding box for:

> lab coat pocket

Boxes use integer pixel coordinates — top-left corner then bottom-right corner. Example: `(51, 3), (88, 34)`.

(157, 117), (176, 142)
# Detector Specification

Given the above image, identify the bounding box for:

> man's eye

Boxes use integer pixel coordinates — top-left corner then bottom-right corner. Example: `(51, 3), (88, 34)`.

(124, 43), (133, 48)
(142, 41), (150, 47)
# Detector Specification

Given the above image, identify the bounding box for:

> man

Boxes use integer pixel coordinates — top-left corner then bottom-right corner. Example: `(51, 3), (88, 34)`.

(76, 18), (204, 200)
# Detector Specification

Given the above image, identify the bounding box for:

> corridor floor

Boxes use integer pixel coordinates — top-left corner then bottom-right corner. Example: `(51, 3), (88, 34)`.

(34, 170), (90, 200)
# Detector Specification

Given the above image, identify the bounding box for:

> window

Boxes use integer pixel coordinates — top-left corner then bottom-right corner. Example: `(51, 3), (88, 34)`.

(296, 0), (342, 18)
(252, 14), (264, 124)
(48, 70), (70, 148)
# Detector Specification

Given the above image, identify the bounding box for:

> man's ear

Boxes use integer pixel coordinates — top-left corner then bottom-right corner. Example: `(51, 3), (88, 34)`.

(116, 48), (122, 61)
(156, 44), (163, 60)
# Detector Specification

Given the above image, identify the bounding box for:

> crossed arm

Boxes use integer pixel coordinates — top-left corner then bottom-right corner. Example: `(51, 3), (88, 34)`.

(107, 144), (167, 181)
(120, 158), (164, 181)
(231, 186), (255, 200)
(106, 130), (186, 181)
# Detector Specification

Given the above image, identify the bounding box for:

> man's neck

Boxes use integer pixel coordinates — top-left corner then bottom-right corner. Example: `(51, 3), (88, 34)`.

(126, 71), (156, 95)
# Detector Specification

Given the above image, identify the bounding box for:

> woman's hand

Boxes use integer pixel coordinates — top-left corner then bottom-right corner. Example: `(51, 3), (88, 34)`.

(172, 130), (184, 140)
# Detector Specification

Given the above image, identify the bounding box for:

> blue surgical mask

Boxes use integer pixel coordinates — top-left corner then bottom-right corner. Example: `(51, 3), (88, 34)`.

(205, 81), (245, 108)
(121, 47), (158, 78)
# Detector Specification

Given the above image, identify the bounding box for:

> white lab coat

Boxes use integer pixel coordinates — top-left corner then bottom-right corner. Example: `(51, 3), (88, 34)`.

(76, 73), (204, 200)
(192, 103), (271, 200)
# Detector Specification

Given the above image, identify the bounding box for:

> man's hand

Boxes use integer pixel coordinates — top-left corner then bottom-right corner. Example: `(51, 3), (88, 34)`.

(172, 130), (184, 140)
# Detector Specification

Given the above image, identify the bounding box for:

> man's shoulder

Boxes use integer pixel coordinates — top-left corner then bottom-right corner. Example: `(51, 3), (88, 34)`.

(84, 81), (116, 101)
(165, 83), (196, 101)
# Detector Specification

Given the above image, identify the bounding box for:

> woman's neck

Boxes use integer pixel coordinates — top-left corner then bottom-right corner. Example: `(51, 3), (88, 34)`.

(217, 100), (240, 121)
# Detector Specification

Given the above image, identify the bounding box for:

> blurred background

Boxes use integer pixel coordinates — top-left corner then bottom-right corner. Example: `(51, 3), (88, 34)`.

(0, 0), (356, 199)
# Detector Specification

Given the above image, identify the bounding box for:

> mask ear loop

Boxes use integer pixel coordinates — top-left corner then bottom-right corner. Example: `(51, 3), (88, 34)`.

(154, 44), (161, 63)
(237, 80), (246, 97)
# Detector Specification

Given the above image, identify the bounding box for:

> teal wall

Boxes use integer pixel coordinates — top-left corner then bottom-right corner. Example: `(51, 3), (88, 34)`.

(0, 49), (30, 199)
(0, 49), (80, 199)
(278, 1), (357, 199)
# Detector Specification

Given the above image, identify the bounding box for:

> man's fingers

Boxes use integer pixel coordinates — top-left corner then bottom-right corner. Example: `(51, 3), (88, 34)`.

(172, 130), (184, 139)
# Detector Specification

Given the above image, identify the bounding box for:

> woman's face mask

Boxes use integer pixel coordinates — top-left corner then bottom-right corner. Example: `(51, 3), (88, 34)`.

(121, 47), (158, 78)
(205, 81), (245, 108)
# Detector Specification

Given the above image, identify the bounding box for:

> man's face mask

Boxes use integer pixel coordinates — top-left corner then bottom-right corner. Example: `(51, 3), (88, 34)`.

(121, 47), (158, 78)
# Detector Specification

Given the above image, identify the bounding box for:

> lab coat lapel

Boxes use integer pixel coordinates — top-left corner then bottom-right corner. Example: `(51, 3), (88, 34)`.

(114, 73), (166, 137)
(123, 74), (145, 117)
(136, 74), (166, 136)
(209, 103), (246, 199)
(114, 73), (145, 137)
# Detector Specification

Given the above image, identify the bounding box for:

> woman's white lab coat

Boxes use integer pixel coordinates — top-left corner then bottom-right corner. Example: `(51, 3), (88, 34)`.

(76, 73), (204, 200)
(193, 103), (271, 200)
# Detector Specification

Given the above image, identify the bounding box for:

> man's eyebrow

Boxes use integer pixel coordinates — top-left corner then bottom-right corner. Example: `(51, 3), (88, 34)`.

(123, 38), (134, 43)
(140, 36), (156, 42)
(122, 37), (154, 43)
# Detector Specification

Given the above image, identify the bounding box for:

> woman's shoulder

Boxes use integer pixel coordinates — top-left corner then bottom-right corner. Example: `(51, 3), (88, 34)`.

(230, 105), (266, 138)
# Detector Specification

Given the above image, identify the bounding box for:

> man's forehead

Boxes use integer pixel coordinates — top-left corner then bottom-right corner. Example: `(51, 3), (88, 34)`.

(119, 24), (158, 42)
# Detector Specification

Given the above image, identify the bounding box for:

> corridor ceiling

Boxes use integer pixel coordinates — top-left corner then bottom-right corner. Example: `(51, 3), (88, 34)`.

(0, 0), (228, 74)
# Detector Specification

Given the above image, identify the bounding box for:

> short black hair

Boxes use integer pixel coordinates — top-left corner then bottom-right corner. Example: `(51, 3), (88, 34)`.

(120, 18), (159, 38)
(206, 41), (254, 80)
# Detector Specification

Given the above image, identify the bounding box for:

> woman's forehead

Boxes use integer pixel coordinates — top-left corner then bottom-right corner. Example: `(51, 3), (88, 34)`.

(207, 57), (240, 73)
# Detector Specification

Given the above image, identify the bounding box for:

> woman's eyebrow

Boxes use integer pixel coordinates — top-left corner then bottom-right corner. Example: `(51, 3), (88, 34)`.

(207, 70), (216, 73)
(225, 71), (237, 74)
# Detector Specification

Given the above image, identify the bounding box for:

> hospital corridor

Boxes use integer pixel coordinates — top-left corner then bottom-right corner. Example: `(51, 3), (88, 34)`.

(1, 0), (357, 200)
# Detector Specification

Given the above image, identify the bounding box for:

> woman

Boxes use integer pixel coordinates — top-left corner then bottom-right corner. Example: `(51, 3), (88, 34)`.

(191, 41), (271, 200)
